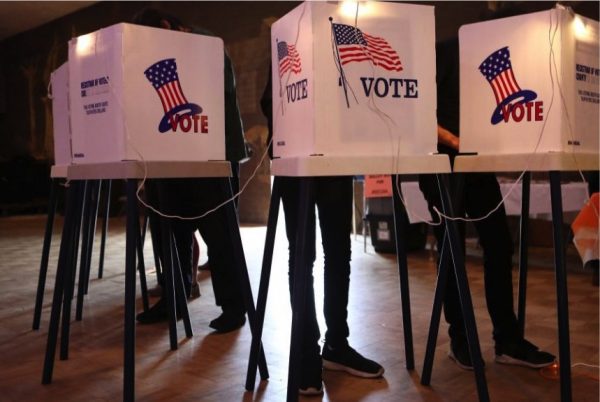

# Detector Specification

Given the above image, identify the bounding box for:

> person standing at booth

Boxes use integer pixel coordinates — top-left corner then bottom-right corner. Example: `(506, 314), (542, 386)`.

(133, 8), (248, 333)
(418, 34), (556, 370)
(261, 67), (384, 396)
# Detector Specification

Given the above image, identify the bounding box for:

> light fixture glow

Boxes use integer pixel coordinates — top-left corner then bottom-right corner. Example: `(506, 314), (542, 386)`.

(75, 33), (94, 56)
(573, 16), (588, 40)
(339, 1), (375, 19)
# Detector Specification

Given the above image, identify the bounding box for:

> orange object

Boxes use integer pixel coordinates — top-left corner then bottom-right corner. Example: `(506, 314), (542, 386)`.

(571, 192), (599, 265)
(364, 175), (393, 198)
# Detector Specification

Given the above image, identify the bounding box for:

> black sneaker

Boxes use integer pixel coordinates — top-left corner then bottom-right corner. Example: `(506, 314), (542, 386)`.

(136, 298), (173, 324)
(448, 337), (474, 371)
(322, 343), (384, 378)
(299, 356), (323, 396)
(495, 338), (556, 368)
(208, 311), (246, 333)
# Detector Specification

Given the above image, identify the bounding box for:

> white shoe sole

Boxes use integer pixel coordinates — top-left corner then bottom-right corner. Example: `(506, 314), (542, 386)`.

(299, 386), (323, 396)
(322, 359), (384, 378)
(495, 354), (556, 368)
(448, 349), (474, 371)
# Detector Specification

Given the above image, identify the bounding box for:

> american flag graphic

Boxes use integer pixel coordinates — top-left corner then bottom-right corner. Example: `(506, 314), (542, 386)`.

(332, 23), (403, 72)
(277, 41), (302, 77)
(479, 47), (522, 105)
(144, 58), (189, 115)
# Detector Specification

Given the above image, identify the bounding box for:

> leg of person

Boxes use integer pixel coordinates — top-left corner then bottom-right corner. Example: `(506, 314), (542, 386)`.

(465, 173), (555, 368)
(280, 177), (323, 396)
(419, 173), (473, 370)
(136, 220), (194, 324)
(316, 176), (384, 378)
(197, 178), (246, 333)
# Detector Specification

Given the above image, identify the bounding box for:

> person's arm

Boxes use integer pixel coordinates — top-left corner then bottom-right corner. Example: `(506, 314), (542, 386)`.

(437, 124), (459, 151)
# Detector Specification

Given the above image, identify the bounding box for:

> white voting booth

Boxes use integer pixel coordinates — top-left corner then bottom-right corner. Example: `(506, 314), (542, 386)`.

(50, 62), (72, 167)
(459, 7), (599, 155)
(270, 2), (437, 162)
(68, 23), (225, 164)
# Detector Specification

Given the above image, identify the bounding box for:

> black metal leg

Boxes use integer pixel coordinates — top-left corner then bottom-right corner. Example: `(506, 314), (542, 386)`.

(60, 181), (85, 361)
(549, 171), (572, 402)
(77, 180), (101, 320)
(438, 174), (489, 402)
(517, 172), (531, 337)
(33, 178), (59, 330)
(83, 180), (100, 295)
(124, 179), (138, 402)
(286, 178), (314, 402)
(170, 231), (193, 338)
(421, 227), (450, 385)
(137, 219), (150, 312)
(246, 177), (282, 391)
(219, 177), (269, 381)
(148, 211), (163, 284)
(98, 179), (112, 279)
(159, 217), (179, 351)
(42, 180), (82, 384)
(391, 174), (415, 370)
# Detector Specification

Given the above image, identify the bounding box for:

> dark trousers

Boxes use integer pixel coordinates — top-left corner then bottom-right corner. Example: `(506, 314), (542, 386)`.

(155, 178), (245, 314)
(419, 173), (519, 345)
(280, 176), (353, 360)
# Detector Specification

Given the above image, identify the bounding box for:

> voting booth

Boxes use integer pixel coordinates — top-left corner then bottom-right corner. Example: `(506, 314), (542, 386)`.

(270, 1), (437, 159)
(460, 7), (599, 155)
(68, 23), (225, 164)
(50, 62), (72, 167)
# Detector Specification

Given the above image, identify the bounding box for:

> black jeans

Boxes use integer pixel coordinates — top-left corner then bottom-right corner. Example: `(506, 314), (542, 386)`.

(419, 173), (519, 345)
(280, 176), (353, 360)
(156, 177), (245, 314)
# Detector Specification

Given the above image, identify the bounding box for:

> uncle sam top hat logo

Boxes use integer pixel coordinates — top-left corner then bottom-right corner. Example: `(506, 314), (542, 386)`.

(479, 46), (537, 124)
(144, 58), (202, 133)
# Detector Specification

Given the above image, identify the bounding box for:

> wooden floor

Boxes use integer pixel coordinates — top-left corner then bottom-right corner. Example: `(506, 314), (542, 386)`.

(0, 214), (597, 402)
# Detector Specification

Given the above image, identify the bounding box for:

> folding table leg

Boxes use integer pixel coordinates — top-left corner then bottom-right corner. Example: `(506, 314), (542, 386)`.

(245, 177), (282, 391)
(60, 181), (85, 360)
(391, 174), (414, 370)
(171, 231), (193, 338)
(517, 171), (531, 337)
(219, 178), (269, 381)
(137, 220), (150, 312)
(124, 179), (138, 402)
(286, 178), (314, 402)
(437, 174), (489, 402)
(159, 217), (179, 350)
(98, 179), (112, 279)
(33, 178), (59, 330)
(42, 180), (82, 384)
(421, 230), (450, 385)
(549, 171), (572, 402)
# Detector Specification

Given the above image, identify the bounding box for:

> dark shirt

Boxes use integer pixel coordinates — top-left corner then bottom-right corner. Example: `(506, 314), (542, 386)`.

(436, 37), (460, 157)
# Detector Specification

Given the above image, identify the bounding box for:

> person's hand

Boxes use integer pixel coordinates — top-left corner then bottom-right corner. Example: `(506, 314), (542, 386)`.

(437, 125), (460, 151)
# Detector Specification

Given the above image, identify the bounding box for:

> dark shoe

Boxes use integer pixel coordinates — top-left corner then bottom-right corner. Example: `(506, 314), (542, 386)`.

(189, 283), (201, 299)
(209, 311), (246, 333)
(448, 336), (474, 370)
(299, 355), (323, 396)
(136, 298), (173, 324)
(322, 342), (384, 378)
(148, 285), (163, 298)
(495, 338), (556, 368)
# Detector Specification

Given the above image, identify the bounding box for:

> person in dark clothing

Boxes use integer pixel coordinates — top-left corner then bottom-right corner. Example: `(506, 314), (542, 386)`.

(261, 67), (383, 396)
(418, 37), (555, 369)
(133, 8), (247, 333)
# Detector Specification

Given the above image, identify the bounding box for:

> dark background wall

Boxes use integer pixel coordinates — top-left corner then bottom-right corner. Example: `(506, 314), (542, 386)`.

(0, 1), (596, 218)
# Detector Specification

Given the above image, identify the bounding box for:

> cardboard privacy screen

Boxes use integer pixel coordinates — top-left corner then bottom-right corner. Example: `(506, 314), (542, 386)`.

(68, 23), (225, 164)
(460, 8), (599, 155)
(270, 1), (437, 159)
